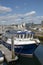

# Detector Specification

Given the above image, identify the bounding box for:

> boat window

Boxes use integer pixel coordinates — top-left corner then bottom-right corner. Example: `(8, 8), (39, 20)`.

(21, 34), (23, 38)
(17, 34), (21, 38)
(28, 33), (31, 38)
(27, 34), (29, 38)
(17, 34), (19, 38)
(24, 34), (26, 38)
(31, 34), (32, 37)
(19, 34), (20, 38)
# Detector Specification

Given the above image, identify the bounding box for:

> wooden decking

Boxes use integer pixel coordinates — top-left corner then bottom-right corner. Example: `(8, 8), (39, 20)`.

(0, 44), (18, 64)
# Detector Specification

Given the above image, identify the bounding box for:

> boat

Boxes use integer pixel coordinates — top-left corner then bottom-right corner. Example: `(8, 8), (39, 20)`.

(2, 30), (40, 57)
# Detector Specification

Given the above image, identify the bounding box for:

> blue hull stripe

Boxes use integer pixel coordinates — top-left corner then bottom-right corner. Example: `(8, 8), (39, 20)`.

(2, 41), (38, 54)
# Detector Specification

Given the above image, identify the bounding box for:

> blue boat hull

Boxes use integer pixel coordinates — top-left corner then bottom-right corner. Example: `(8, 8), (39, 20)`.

(2, 41), (39, 56)
(15, 44), (37, 54)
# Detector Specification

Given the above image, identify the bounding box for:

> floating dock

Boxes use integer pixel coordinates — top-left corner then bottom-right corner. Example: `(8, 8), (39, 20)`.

(34, 44), (43, 65)
(0, 44), (18, 64)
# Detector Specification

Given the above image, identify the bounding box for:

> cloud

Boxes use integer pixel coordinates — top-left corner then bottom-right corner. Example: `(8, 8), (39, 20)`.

(0, 6), (12, 13)
(0, 14), (21, 25)
(24, 11), (36, 16)
(36, 16), (43, 19)
(0, 11), (42, 25)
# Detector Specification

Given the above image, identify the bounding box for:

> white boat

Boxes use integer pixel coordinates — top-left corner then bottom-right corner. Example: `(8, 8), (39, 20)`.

(2, 30), (40, 57)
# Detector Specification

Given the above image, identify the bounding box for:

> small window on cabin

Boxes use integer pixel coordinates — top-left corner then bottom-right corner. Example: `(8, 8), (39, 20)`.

(21, 34), (23, 38)
(16, 34), (17, 38)
(24, 34), (26, 38)
(30, 34), (32, 38)
(17, 35), (19, 38)
(28, 34), (29, 38)
(27, 34), (28, 38)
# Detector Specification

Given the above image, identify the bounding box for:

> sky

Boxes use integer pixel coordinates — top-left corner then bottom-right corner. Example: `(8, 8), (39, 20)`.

(0, 0), (43, 25)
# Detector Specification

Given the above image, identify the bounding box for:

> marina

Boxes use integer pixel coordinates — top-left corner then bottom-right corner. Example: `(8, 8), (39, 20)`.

(0, 0), (43, 65)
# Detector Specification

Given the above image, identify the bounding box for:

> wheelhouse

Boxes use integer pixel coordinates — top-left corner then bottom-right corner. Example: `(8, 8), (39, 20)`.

(16, 31), (35, 39)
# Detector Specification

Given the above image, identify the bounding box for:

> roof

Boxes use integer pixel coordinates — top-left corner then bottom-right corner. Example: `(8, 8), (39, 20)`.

(6, 30), (35, 34)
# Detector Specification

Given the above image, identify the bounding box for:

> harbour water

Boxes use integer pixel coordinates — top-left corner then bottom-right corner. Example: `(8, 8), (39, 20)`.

(0, 43), (43, 65)
(1, 54), (41, 65)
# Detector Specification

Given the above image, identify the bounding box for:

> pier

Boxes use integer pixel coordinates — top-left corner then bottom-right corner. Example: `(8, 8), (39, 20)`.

(0, 44), (18, 64)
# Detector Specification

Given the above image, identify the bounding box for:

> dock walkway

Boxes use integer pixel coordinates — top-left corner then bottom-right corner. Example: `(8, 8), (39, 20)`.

(0, 44), (17, 63)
